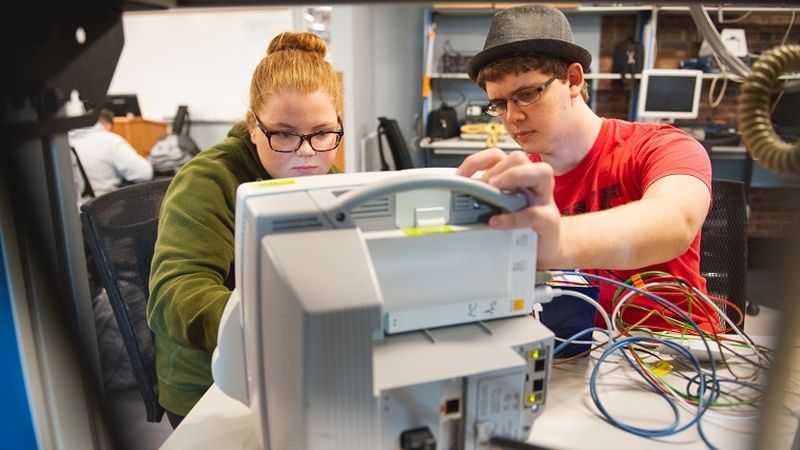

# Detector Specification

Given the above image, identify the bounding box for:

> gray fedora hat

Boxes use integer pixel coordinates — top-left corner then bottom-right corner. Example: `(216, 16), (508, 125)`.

(466, 4), (592, 82)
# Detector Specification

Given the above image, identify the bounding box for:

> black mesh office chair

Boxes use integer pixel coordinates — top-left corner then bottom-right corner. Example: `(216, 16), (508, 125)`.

(80, 179), (171, 422)
(377, 117), (414, 170)
(700, 179), (748, 327)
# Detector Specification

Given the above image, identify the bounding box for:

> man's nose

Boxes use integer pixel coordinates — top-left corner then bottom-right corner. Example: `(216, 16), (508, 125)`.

(504, 100), (526, 123)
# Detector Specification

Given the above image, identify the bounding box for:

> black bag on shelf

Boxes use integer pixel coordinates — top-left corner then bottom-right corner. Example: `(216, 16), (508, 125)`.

(612, 38), (644, 87)
(426, 103), (459, 141)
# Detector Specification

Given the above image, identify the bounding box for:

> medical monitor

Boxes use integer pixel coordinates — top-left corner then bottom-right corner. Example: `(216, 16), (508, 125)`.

(235, 170), (538, 335)
(637, 69), (703, 121)
(221, 169), (552, 450)
(105, 94), (142, 117)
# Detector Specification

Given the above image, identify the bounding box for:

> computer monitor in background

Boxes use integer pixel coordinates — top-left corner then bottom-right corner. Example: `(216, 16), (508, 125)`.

(771, 89), (800, 139)
(172, 105), (189, 135)
(637, 69), (703, 122)
(377, 117), (414, 170)
(105, 94), (142, 117)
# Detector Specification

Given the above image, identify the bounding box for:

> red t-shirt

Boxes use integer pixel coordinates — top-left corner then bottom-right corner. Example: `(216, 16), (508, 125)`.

(530, 118), (716, 331)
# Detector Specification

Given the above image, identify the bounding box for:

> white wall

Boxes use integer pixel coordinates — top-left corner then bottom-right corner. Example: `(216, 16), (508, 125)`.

(373, 5), (426, 167)
(330, 4), (425, 171)
(330, 5), (376, 173)
(109, 7), (293, 122)
(108, 4), (426, 170)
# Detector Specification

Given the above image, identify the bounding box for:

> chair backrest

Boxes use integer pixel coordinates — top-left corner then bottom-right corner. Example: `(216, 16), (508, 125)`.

(377, 117), (414, 170)
(700, 179), (748, 327)
(80, 179), (171, 422)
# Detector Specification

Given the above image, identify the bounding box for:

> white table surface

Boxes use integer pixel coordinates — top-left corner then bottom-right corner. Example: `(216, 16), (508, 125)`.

(419, 136), (521, 155)
(161, 335), (799, 450)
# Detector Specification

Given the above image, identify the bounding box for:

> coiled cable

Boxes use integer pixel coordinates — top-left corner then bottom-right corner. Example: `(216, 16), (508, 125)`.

(737, 44), (800, 175)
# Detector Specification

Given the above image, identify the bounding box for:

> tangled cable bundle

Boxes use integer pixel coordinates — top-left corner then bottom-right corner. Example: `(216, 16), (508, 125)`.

(544, 270), (776, 449)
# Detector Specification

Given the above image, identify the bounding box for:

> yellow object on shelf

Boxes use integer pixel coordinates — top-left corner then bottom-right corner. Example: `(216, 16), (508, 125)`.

(460, 122), (508, 148)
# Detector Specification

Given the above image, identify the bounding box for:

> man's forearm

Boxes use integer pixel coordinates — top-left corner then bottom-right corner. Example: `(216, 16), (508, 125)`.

(551, 198), (697, 270)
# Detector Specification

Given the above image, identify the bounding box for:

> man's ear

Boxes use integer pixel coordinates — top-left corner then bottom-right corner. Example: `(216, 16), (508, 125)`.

(566, 63), (585, 99)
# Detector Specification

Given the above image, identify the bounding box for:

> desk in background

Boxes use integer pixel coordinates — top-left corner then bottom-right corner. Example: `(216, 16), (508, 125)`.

(707, 145), (800, 188)
(112, 117), (168, 157)
(419, 136), (520, 167)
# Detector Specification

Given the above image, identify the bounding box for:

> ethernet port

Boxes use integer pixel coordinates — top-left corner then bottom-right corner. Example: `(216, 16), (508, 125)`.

(443, 398), (461, 415)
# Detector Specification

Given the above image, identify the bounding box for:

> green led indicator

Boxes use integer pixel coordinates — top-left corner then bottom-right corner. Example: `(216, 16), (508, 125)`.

(529, 349), (540, 359)
(527, 393), (536, 404)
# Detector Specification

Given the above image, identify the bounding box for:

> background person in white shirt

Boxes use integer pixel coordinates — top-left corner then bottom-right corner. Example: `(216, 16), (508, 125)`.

(69, 108), (154, 199)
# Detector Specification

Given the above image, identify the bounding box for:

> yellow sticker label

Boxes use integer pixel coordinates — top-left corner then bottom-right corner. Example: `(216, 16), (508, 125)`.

(650, 360), (673, 377)
(402, 225), (453, 237)
(254, 179), (296, 188)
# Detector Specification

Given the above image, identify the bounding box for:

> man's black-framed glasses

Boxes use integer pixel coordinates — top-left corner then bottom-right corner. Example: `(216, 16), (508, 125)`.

(252, 112), (344, 153)
(483, 75), (559, 117)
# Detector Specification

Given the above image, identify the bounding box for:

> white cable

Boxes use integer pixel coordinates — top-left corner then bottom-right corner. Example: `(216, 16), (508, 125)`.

(610, 281), (768, 377)
(689, 5), (751, 79)
(550, 288), (614, 340)
(554, 337), (596, 345)
(708, 74), (728, 108)
(683, 284), (769, 370)
(781, 9), (797, 46)
(533, 284), (556, 305)
(549, 271), (765, 425)
(718, 9), (752, 24)
(688, 286), (772, 370)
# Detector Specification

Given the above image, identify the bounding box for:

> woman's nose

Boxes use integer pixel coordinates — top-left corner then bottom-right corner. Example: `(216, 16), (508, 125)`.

(295, 138), (316, 157)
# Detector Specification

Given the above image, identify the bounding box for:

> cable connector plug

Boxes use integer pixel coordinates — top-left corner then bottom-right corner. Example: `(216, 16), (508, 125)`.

(533, 284), (555, 305)
(535, 270), (554, 285)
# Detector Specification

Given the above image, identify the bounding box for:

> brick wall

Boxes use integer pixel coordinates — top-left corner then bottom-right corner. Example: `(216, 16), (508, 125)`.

(597, 10), (800, 239)
(595, 14), (638, 119)
(657, 12), (800, 239)
(596, 11), (800, 123)
(747, 187), (800, 239)
(653, 12), (800, 128)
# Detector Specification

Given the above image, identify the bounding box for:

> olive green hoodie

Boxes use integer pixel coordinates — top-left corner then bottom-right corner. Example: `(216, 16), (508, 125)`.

(147, 121), (340, 415)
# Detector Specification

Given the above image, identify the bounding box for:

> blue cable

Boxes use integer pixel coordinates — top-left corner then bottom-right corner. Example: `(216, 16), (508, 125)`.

(557, 270), (718, 374)
(686, 374), (763, 400)
(560, 271), (722, 449)
(590, 337), (700, 436)
(553, 327), (611, 356)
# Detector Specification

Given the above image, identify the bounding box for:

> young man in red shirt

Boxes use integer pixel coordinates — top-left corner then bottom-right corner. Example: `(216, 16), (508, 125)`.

(456, 4), (714, 329)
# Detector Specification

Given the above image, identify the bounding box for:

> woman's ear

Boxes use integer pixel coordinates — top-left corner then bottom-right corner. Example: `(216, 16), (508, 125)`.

(246, 111), (259, 143)
(566, 63), (585, 99)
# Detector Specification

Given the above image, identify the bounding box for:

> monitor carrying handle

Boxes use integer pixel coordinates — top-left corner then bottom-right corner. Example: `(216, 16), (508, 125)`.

(212, 290), (249, 405)
(324, 173), (528, 227)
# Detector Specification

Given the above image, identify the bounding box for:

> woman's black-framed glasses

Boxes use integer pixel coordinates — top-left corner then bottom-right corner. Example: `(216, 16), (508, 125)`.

(252, 112), (344, 153)
(483, 75), (559, 117)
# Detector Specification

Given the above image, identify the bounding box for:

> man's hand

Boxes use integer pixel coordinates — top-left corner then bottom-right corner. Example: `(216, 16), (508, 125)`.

(455, 149), (565, 268)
